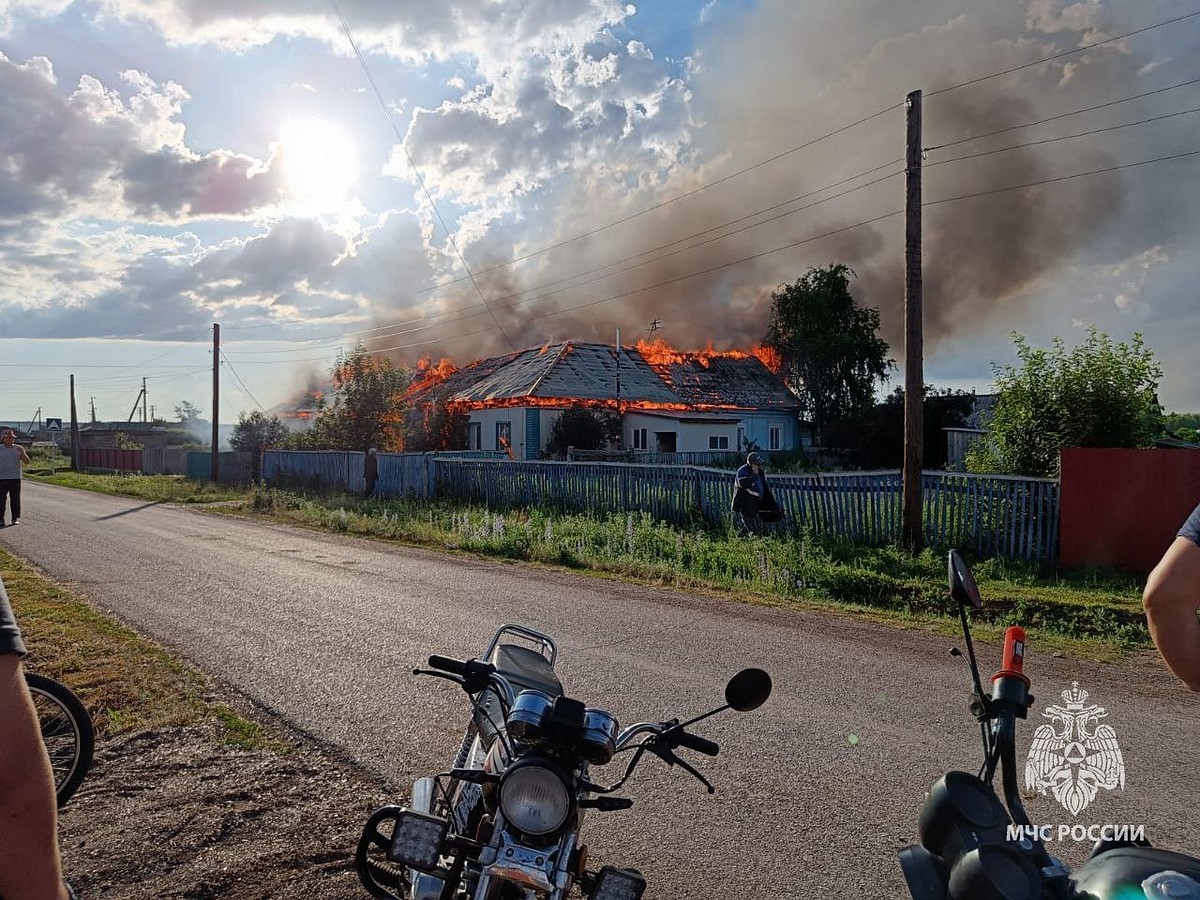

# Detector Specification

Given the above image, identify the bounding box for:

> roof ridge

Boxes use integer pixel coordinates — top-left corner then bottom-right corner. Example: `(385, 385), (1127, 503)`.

(525, 341), (572, 398)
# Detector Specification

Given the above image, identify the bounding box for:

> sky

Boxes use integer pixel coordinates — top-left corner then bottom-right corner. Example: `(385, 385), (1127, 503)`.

(1, 0), (1197, 427)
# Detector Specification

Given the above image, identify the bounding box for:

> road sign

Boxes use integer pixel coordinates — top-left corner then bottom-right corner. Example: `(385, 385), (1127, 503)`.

(45, 418), (63, 430)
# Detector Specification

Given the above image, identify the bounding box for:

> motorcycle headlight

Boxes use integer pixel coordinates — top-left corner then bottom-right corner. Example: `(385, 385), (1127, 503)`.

(499, 762), (572, 836)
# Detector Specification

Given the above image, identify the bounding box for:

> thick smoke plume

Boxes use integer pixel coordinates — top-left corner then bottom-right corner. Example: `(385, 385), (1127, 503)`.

(372, 0), (1188, 370)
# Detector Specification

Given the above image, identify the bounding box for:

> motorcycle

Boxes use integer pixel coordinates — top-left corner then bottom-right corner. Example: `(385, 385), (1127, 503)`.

(356, 623), (772, 900)
(899, 550), (1200, 900)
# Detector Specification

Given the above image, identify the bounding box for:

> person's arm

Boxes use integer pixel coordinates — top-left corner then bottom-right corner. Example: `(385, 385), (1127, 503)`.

(18, 445), (30, 464)
(0, 655), (70, 899)
(1143, 535), (1200, 692)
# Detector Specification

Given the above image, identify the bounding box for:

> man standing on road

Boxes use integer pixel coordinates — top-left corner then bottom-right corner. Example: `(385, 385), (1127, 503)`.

(0, 428), (31, 526)
(1144, 502), (1200, 692)
(0, 575), (72, 899)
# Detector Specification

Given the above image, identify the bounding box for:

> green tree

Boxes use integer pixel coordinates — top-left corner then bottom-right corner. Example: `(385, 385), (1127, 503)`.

(967, 327), (1163, 477)
(763, 264), (893, 439)
(305, 345), (410, 451)
(544, 405), (620, 458)
(175, 401), (202, 424)
(824, 385), (975, 468)
(1162, 412), (1200, 444)
(230, 411), (289, 453)
(230, 411), (289, 481)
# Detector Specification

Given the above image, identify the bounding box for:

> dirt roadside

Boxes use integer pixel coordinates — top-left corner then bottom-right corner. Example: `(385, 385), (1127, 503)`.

(59, 714), (401, 899)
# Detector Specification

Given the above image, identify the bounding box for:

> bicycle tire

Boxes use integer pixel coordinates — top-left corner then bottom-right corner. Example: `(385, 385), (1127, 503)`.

(24, 673), (95, 807)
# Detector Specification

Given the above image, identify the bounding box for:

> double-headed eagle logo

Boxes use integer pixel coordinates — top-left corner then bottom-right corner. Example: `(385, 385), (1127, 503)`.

(1025, 682), (1125, 816)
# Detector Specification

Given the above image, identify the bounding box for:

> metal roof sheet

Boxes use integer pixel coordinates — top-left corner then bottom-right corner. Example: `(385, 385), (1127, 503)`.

(417, 341), (798, 413)
(655, 356), (800, 410)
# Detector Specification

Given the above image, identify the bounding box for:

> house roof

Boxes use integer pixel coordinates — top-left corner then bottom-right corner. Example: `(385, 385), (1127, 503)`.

(409, 340), (800, 414)
(652, 355), (800, 410)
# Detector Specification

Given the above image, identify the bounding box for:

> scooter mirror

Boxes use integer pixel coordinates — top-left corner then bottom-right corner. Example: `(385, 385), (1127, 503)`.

(948, 549), (983, 611)
(725, 668), (772, 712)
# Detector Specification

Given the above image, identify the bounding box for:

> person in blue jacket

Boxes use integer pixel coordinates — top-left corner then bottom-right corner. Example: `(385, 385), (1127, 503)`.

(731, 452), (769, 535)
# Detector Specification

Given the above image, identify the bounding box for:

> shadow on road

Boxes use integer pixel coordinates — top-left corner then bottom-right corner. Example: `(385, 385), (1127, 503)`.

(94, 501), (165, 521)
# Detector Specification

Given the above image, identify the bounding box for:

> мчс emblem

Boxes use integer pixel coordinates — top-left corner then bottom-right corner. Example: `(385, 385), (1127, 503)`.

(1025, 682), (1124, 816)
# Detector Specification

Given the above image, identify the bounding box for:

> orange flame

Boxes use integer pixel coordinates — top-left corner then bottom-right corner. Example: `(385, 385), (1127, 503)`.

(635, 337), (781, 373)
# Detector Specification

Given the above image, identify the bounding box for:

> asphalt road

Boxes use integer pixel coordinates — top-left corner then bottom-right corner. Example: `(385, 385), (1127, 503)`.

(3, 481), (1197, 898)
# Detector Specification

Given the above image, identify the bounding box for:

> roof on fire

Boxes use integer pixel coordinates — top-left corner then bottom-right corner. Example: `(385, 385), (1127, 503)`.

(411, 341), (799, 413)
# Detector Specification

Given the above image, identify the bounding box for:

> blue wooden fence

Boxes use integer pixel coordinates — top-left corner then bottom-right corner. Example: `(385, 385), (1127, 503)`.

(258, 451), (1059, 561)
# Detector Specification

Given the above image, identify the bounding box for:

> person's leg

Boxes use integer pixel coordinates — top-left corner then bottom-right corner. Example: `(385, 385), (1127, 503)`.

(0, 481), (11, 524)
(10, 481), (20, 522)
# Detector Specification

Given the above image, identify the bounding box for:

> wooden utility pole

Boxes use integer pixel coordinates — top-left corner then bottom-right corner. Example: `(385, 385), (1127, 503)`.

(69, 375), (80, 472)
(211, 323), (220, 483)
(902, 89), (924, 552)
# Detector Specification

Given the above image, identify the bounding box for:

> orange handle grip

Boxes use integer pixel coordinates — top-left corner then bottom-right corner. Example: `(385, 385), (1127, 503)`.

(1001, 626), (1026, 676)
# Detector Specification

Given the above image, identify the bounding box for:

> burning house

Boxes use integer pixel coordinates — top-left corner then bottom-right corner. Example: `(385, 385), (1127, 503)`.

(406, 340), (809, 460)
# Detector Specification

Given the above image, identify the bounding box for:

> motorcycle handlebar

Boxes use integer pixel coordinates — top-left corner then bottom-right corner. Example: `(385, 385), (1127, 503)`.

(673, 730), (720, 757)
(428, 655), (468, 675)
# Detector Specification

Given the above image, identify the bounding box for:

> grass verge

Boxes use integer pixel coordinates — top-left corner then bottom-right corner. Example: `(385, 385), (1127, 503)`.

(24, 472), (1151, 661)
(30, 471), (249, 504)
(2, 548), (268, 747)
(235, 488), (1148, 660)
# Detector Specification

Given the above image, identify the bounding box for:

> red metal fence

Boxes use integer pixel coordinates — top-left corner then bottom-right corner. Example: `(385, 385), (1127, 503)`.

(1060, 448), (1200, 575)
(79, 447), (142, 472)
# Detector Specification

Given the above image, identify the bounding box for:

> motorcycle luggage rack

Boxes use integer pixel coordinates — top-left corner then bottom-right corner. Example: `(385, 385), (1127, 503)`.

(483, 624), (557, 668)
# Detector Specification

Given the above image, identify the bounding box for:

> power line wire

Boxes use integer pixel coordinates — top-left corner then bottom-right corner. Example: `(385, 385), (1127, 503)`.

(927, 105), (1200, 167)
(925, 147), (1200, 207)
(357, 147), (1200, 355)
(926, 74), (1200, 151)
(328, 0), (517, 351)
(219, 350), (265, 411)
(407, 105), (903, 303)
(224, 158), (906, 357)
(928, 9), (1200, 98)
(223, 143), (1200, 363)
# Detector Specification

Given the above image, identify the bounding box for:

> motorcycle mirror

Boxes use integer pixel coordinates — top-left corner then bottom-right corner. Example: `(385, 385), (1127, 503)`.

(948, 550), (983, 612)
(725, 668), (772, 712)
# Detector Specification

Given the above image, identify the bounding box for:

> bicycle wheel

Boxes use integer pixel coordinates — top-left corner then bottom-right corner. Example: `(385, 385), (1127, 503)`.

(24, 673), (95, 807)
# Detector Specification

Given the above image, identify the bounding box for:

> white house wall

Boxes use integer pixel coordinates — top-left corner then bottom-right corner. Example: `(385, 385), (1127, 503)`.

(736, 413), (809, 452)
(624, 411), (805, 455)
(468, 407), (806, 458)
(469, 407), (529, 459)
(468, 407), (572, 459)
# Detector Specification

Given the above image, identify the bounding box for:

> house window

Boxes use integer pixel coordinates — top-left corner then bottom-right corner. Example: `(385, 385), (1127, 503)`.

(496, 421), (512, 452)
(632, 427), (647, 450)
(708, 435), (729, 450)
(737, 426), (745, 451)
(468, 423), (481, 451)
(769, 426), (781, 451)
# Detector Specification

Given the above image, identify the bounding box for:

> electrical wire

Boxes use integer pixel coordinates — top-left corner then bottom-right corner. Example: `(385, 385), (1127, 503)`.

(220, 350), (265, 411)
(927, 9), (1200, 98)
(924, 147), (1200, 207)
(265, 145), (1200, 358)
(223, 157), (906, 358)
(926, 74), (1200, 151)
(222, 144), (1199, 363)
(927, 106), (1200, 168)
(419, 104), (903, 289)
(328, 0), (516, 352)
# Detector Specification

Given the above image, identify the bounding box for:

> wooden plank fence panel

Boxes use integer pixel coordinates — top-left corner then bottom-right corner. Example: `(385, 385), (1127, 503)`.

(263, 452), (1058, 561)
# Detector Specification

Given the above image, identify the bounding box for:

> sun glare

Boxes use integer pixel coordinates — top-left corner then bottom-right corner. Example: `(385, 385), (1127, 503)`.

(277, 116), (359, 212)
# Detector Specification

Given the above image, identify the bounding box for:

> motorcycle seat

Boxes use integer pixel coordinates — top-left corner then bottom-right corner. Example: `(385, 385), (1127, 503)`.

(488, 644), (562, 698)
(474, 644), (562, 751)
